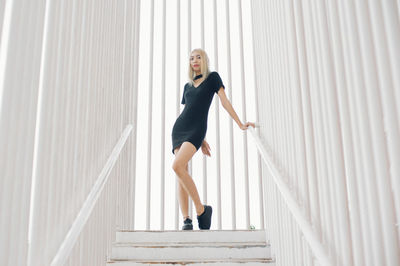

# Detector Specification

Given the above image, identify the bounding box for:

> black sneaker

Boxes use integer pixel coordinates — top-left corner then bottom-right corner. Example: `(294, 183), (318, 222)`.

(197, 205), (212, 230)
(182, 217), (193, 230)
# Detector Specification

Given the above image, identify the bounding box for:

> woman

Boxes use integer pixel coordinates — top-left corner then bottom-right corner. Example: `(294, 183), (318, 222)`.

(171, 48), (255, 230)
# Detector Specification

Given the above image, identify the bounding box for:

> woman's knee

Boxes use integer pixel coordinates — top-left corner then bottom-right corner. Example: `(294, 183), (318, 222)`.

(172, 160), (182, 173)
(172, 160), (186, 175)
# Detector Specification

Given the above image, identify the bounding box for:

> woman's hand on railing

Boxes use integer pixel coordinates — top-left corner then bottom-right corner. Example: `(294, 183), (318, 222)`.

(201, 139), (211, 157)
(240, 122), (256, 130)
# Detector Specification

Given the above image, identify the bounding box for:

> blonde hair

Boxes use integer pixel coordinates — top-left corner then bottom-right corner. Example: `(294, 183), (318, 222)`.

(188, 48), (210, 86)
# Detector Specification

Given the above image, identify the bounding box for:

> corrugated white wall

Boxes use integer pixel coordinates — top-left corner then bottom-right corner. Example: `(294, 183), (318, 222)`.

(0, 1), (47, 265)
(251, 0), (400, 265)
(0, 0), (139, 265)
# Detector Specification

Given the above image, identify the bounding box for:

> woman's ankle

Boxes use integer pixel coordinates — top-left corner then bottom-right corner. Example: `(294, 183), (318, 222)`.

(196, 205), (205, 216)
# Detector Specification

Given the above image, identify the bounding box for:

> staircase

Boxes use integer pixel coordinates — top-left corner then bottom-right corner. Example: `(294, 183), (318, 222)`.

(107, 230), (275, 265)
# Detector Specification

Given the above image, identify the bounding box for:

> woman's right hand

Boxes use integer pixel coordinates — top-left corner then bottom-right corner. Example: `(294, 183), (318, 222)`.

(240, 122), (255, 130)
(201, 140), (211, 157)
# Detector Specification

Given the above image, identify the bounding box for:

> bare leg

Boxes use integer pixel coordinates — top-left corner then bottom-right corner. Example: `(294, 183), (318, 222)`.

(173, 142), (205, 216)
(178, 164), (189, 219)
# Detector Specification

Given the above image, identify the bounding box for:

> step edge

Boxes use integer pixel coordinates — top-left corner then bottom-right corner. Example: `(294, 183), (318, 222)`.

(117, 229), (266, 233)
(112, 242), (271, 248)
(107, 258), (276, 263)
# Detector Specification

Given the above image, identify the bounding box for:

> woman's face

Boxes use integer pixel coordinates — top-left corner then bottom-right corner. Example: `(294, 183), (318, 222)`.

(190, 51), (202, 72)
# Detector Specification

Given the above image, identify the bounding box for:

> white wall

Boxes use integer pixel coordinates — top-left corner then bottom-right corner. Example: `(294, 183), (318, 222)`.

(0, 0), (140, 265)
(251, 0), (400, 265)
(0, 0), (46, 265)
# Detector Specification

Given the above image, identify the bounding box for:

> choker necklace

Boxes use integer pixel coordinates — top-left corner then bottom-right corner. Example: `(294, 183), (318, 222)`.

(194, 74), (203, 81)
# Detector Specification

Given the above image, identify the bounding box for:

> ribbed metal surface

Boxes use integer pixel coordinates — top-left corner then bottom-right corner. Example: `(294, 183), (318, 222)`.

(251, 0), (400, 265)
(0, 0), (140, 265)
(0, 1), (47, 265)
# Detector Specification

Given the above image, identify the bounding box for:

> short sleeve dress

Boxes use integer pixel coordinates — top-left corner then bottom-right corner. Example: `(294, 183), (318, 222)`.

(171, 71), (225, 154)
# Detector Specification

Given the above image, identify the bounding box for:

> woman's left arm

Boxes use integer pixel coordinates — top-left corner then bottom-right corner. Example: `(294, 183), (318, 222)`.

(216, 87), (255, 130)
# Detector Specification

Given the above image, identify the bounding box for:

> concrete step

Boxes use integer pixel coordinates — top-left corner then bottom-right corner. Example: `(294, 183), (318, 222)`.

(116, 230), (267, 244)
(112, 241), (267, 247)
(107, 258), (275, 265)
(108, 230), (273, 265)
(110, 242), (270, 260)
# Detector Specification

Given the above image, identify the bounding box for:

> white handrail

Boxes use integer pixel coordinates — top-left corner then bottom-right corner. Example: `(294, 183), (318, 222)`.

(50, 125), (133, 266)
(248, 126), (332, 266)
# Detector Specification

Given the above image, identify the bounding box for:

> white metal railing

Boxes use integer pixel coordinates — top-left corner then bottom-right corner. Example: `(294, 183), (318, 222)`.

(248, 127), (332, 266)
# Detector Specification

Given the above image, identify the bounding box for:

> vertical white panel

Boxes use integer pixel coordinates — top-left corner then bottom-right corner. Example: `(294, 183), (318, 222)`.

(123, 0), (140, 231)
(325, 1), (365, 265)
(355, 0), (400, 264)
(174, 0), (181, 230)
(0, 0), (6, 42)
(248, 0), (265, 231)
(160, 0), (166, 231)
(237, 0), (251, 229)
(224, 0), (236, 230)
(145, 0), (154, 230)
(187, 0), (193, 221)
(0, 0), (46, 265)
(212, 0), (222, 230)
(380, 0), (400, 242)
(201, 0), (208, 207)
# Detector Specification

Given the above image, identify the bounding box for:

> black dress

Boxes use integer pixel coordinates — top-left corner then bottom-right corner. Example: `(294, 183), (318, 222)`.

(171, 71), (225, 154)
